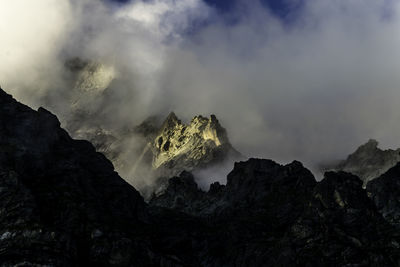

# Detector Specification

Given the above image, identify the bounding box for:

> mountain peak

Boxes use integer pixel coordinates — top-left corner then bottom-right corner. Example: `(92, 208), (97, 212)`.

(160, 111), (181, 130)
(166, 111), (179, 121)
(152, 112), (241, 175)
(358, 139), (379, 151)
(324, 139), (400, 185)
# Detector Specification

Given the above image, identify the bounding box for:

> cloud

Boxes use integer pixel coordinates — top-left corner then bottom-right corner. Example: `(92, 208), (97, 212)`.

(156, 0), (400, 169)
(0, 0), (72, 103)
(2, 0), (400, 184)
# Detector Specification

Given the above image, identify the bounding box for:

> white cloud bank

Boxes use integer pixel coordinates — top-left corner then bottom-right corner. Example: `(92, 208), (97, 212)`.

(1, 0), (400, 177)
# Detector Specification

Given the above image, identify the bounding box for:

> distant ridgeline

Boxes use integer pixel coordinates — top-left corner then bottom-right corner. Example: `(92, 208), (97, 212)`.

(322, 139), (400, 186)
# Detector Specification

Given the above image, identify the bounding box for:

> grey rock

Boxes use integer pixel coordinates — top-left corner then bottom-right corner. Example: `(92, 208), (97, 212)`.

(367, 162), (400, 229)
(323, 139), (400, 185)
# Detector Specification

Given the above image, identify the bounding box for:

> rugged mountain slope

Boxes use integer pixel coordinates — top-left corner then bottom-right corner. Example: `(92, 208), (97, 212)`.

(367, 162), (400, 230)
(151, 159), (400, 266)
(0, 88), (160, 265)
(1, 87), (400, 266)
(323, 139), (400, 185)
(151, 159), (316, 218)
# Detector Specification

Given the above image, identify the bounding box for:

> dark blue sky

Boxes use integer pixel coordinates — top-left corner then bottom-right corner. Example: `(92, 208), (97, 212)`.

(204, 0), (302, 17)
(109, 0), (303, 19)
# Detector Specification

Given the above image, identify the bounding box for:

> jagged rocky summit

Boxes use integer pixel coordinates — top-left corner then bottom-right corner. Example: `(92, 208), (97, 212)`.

(323, 139), (400, 185)
(150, 112), (242, 176)
(1, 87), (400, 266)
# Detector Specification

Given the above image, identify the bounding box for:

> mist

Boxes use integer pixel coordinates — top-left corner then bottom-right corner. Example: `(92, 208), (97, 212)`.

(2, 0), (400, 184)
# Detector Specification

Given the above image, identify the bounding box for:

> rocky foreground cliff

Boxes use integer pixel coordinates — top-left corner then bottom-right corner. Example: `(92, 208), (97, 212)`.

(1, 88), (400, 266)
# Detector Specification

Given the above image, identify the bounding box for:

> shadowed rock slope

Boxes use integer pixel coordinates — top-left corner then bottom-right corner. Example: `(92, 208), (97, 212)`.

(1, 88), (400, 266)
(152, 160), (400, 266)
(0, 89), (158, 265)
(367, 162), (400, 230)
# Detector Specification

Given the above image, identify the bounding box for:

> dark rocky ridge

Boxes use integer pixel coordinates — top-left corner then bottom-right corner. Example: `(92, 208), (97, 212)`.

(367, 162), (400, 230)
(0, 88), (156, 265)
(151, 159), (316, 219)
(1, 87), (400, 266)
(151, 160), (400, 266)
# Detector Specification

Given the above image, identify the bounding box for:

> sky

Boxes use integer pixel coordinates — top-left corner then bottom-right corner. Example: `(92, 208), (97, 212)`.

(114, 0), (302, 14)
(1, 0), (400, 178)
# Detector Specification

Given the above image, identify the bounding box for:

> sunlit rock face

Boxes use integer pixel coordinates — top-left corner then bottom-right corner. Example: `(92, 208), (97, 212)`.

(323, 139), (400, 185)
(74, 61), (116, 93)
(125, 112), (243, 198)
(65, 57), (116, 93)
(151, 112), (241, 176)
(63, 58), (117, 121)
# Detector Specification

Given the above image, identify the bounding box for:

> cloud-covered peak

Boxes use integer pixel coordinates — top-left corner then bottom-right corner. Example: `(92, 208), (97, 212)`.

(2, 0), (400, 174)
